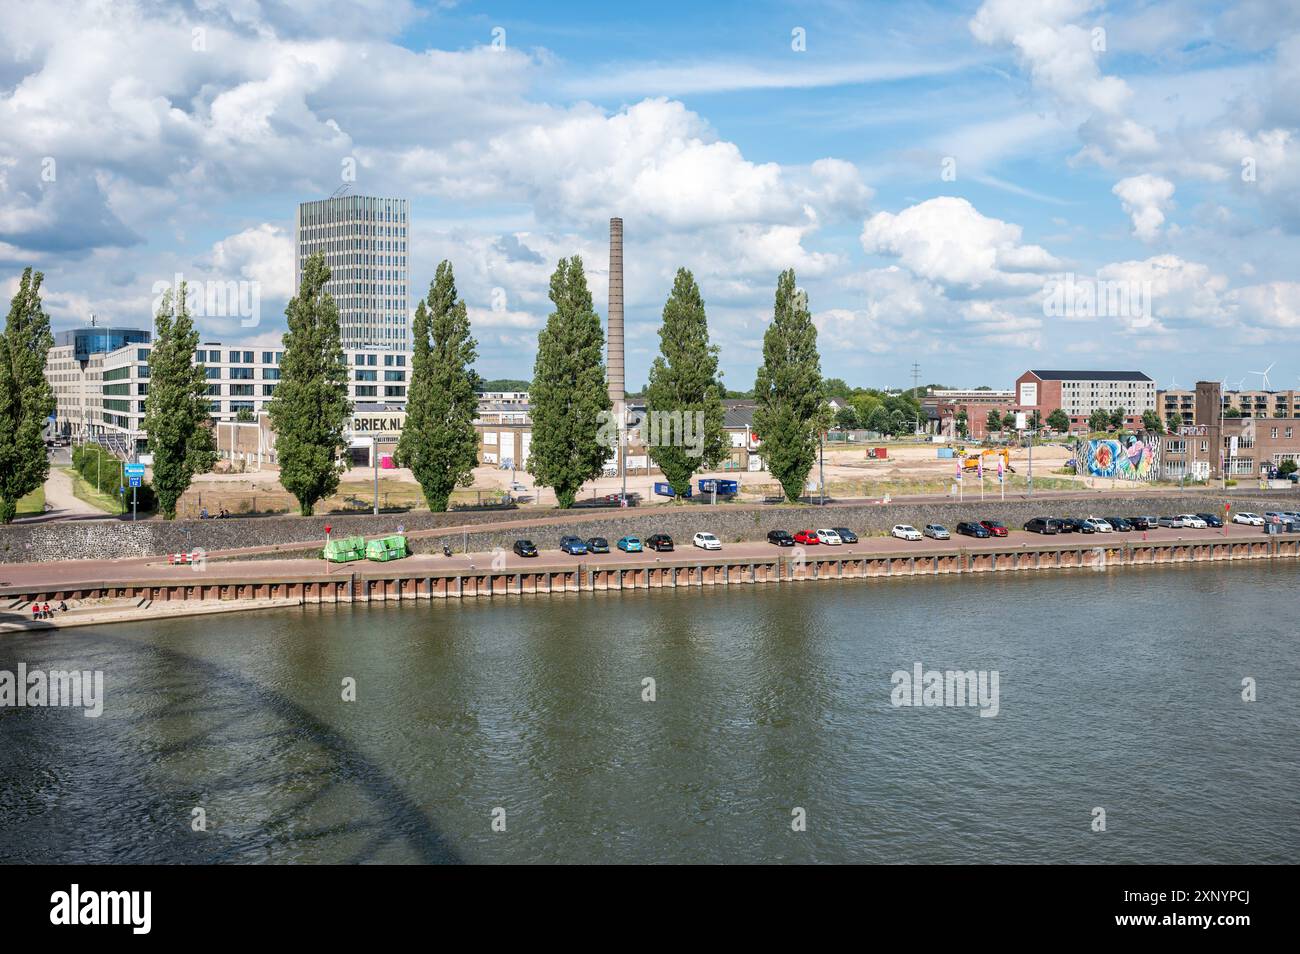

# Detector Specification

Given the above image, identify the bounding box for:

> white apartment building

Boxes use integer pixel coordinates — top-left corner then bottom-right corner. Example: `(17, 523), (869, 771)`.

(296, 195), (410, 351)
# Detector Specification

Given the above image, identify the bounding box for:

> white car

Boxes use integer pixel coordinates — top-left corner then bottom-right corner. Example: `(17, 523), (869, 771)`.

(1233, 512), (1264, 526)
(692, 532), (722, 550)
(1082, 518), (1112, 533)
(815, 529), (842, 545)
(1178, 513), (1208, 529)
(891, 524), (922, 541)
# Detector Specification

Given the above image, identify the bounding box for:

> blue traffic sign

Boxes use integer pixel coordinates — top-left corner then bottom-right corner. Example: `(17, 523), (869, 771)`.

(125, 463), (146, 477)
(129, 476), (142, 488)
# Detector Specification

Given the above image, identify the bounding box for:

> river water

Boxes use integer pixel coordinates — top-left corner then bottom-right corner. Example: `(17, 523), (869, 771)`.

(2, 563), (1297, 864)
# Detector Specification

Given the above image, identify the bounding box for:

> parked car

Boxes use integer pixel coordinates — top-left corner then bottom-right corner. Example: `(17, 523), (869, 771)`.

(586, 537), (610, 553)
(1055, 518), (1076, 533)
(767, 529), (795, 546)
(1233, 512), (1264, 526)
(1023, 517), (1060, 534)
(1177, 513), (1208, 529)
(617, 535), (644, 552)
(512, 539), (538, 557)
(692, 532), (722, 550)
(1195, 512), (1224, 528)
(1082, 517), (1113, 533)
(956, 521), (991, 538)
(923, 523), (950, 540)
(815, 528), (843, 546)
(891, 524), (922, 541)
(646, 533), (674, 552)
(1063, 518), (1095, 533)
(832, 527), (858, 544)
(1127, 515), (1157, 530)
(979, 520), (1009, 537)
(1157, 515), (1185, 528)
(1105, 517), (1133, 532)
(559, 535), (588, 555)
(793, 530), (820, 545)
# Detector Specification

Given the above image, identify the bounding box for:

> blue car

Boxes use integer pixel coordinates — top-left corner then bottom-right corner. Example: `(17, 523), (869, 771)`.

(559, 535), (588, 555)
(617, 536), (643, 553)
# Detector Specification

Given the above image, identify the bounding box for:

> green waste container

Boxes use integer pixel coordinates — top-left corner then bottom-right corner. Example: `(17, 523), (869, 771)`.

(324, 535), (366, 563)
(366, 534), (408, 562)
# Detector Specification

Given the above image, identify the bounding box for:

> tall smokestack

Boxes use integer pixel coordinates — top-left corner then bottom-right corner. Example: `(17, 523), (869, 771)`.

(607, 217), (625, 418)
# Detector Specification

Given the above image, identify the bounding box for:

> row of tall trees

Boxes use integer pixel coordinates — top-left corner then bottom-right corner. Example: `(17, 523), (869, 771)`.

(0, 269), (56, 523)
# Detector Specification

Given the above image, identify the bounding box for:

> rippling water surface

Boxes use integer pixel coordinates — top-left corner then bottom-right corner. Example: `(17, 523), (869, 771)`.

(2, 562), (1297, 863)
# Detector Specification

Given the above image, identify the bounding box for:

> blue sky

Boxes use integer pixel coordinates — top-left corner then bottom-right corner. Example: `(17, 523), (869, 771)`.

(2, 0), (1299, 392)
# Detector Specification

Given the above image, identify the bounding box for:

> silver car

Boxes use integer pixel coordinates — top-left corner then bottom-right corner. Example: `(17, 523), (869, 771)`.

(923, 524), (951, 540)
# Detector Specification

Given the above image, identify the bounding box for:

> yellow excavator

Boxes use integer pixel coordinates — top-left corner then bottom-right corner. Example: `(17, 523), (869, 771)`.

(961, 447), (1015, 473)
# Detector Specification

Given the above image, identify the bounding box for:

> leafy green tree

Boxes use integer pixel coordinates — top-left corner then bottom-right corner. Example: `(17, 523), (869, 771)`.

(144, 284), (217, 519)
(529, 257), (612, 508)
(1088, 408), (1112, 432)
(1001, 411), (1018, 431)
(398, 261), (480, 512)
(1029, 409), (1042, 431)
(866, 405), (892, 434)
(822, 377), (853, 401)
(1109, 406), (1127, 430)
(0, 268), (56, 523)
(753, 270), (823, 501)
(1279, 459), (1298, 477)
(1141, 409), (1164, 433)
(267, 253), (351, 516)
(986, 410), (1002, 434)
(1224, 406), (1241, 418)
(1046, 408), (1070, 432)
(835, 405), (860, 430)
(954, 410), (968, 439)
(644, 268), (727, 497)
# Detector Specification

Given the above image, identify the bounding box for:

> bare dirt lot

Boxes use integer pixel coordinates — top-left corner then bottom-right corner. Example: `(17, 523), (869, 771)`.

(172, 441), (1091, 516)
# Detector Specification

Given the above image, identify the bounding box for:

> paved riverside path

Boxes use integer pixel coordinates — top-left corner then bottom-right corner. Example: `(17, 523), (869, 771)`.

(39, 466), (107, 519)
(0, 523), (1264, 593)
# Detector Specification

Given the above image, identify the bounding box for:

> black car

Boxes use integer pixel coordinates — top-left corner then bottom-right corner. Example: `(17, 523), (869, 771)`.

(1196, 512), (1224, 528)
(767, 529), (795, 547)
(646, 533), (674, 552)
(831, 527), (858, 544)
(586, 537), (610, 553)
(1023, 517), (1060, 534)
(955, 521), (991, 538)
(1105, 517), (1133, 532)
(1127, 515), (1157, 530)
(1062, 518), (1095, 534)
(512, 539), (538, 557)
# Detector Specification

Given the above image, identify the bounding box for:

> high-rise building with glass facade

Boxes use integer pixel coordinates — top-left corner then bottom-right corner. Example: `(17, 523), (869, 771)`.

(295, 195), (410, 350)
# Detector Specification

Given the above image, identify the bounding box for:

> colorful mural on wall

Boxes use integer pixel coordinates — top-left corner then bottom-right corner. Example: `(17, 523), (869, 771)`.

(1074, 435), (1161, 481)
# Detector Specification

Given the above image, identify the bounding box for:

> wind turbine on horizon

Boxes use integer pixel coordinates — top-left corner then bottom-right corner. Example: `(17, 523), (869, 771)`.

(1250, 362), (1276, 391)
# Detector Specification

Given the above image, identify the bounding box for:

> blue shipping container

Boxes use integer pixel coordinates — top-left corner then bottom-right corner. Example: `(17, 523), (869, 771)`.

(654, 481), (692, 498)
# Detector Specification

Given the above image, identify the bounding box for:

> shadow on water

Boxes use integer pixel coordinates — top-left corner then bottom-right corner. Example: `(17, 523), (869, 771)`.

(0, 627), (462, 864)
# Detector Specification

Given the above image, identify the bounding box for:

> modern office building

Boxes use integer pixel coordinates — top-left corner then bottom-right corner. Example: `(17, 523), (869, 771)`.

(295, 195), (410, 350)
(47, 336), (411, 454)
(46, 326), (152, 441)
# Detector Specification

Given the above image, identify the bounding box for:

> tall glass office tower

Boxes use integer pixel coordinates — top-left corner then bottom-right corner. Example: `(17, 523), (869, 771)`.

(295, 196), (410, 350)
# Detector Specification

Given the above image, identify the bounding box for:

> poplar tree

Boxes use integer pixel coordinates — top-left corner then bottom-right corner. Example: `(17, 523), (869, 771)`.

(267, 253), (351, 516)
(0, 268), (56, 523)
(753, 269), (824, 502)
(644, 268), (726, 497)
(397, 261), (479, 512)
(144, 283), (216, 519)
(529, 256), (611, 508)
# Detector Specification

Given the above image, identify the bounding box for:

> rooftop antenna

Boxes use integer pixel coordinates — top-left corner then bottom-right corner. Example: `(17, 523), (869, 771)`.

(1250, 362), (1275, 391)
(89, 311), (96, 328)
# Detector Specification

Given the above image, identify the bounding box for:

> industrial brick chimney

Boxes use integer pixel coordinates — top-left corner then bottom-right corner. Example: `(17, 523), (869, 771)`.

(607, 217), (625, 421)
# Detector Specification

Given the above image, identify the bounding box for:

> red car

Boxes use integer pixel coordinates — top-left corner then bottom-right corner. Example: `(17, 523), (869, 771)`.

(793, 530), (820, 545)
(979, 520), (1009, 537)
